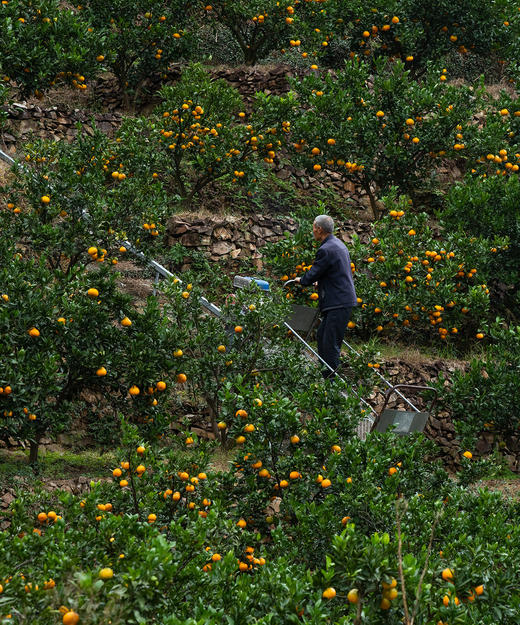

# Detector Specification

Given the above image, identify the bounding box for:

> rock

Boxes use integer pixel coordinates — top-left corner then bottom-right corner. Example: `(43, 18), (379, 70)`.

(212, 241), (235, 255)
(213, 226), (233, 240)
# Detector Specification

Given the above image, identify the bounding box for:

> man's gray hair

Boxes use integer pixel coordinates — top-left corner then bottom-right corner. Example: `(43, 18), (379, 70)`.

(314, 214), (334, 233)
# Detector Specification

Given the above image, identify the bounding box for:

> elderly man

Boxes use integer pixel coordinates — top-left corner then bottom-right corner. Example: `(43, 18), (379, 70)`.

(295, 215), (357, 378)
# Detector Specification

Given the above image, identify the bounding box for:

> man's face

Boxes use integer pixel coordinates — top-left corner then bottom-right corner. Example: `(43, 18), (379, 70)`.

(312, 222), (322, 240)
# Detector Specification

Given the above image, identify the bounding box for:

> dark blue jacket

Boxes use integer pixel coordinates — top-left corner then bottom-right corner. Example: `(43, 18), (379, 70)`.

(300, 234), (357, 312)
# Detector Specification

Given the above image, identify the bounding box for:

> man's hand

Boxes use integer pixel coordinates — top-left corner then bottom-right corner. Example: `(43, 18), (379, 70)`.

(294, 277), (301, 284)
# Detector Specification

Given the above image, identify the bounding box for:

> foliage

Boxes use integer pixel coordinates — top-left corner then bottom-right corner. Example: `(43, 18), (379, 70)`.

(0, 0), (98, 98)
(436, 322), (520, 448)
(263, 58), (485, 218)
(113, 63), (278, 208)
(299, 0), (520, 76)
(80, 0), (192, 109)
(196, 0), (309, 65)
(442, 172), (520, 313)
(1, 423), (519, 623)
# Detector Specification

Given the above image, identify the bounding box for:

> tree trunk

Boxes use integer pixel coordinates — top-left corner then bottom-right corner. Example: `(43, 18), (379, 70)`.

(29, 438), (40, 465)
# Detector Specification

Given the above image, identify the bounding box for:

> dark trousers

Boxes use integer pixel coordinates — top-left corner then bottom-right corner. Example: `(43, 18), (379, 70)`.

(317, 307), (352, 379)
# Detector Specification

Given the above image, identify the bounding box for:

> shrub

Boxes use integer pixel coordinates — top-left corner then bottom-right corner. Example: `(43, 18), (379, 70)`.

(80, 0), (192, 109)
(0, 0), (98, 98)
(436, 323), (520, 448)
(115, 63), (278, 208)
(442, 173), (520, 313)
(263, 58), (484, 219)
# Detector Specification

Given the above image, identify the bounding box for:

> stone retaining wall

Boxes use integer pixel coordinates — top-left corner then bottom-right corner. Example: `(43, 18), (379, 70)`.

(166, 213), (373, 266)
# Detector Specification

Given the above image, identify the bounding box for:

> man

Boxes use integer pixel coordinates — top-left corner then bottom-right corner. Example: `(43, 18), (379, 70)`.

(295, 215), (357, 378)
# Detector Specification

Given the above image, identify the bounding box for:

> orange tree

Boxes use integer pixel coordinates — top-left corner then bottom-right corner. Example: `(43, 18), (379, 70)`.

(263, 57), (484, 219)
(160, 275), (314, 439)
(196, 0), (311, 65)
(0, 0), (98, 98)
(80, 0), (192, 109)
(115, 63), (277, 208)
(263, 193), (506, 345)
(299, 0), (519, 76)
(4, 126), (171, 265)
(0, 243), (180, 462)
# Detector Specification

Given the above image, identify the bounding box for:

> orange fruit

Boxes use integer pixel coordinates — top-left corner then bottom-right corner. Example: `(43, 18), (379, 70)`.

(211, 553), (221, 562)
(462, 450), (472, 459)
(234, 325), (243, 333)
(147, 513), (157, 523)
(63, 612), (80, 625)
(156, 381), (166, 391)
(99, 567), (113, 579)
(441, 568), (454, 581)
(136, 446), (145, 454)
(173, 349), (183, 357)
(41, 195), (50, 204)
(87, 288), (99, 298)
(176, 373), (187, 384)
(28, 327), (40, 337)
(96, 367), (107, 377)
(129, 385), (140, 396)
(322, 587), (336, 599)
(347, 588), (359, 604)
(475, 584), (484, 595)
(121, 317), (132, 327)
(217, 345), (226, 353)
(290, 435), (300, 444)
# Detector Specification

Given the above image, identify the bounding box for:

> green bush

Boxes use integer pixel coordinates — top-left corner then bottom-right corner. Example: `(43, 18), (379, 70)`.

(80, 0), (192, 109)
(436, 323), (520, 448)
(0, 0), (98, 98)
(263, 58), (484, 219)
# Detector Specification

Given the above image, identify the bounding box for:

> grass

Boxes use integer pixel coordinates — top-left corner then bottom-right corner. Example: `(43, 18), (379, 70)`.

(0, 447), (117, 485)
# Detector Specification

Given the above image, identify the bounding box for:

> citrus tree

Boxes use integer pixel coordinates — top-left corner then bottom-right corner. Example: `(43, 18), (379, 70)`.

(196, 0), (310, 65)
(115, 63), (278, 208)
(0, 0), (98, 98)
(263, 58), (484, 219)
(299, 0), (519, 76)
(80, 0), (192, 109)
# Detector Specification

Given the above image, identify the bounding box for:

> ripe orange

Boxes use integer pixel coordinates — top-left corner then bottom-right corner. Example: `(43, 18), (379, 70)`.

(475, 584), (484, 595)
(217, 421), (227, 430)
(462, 450), (472, 459)
(173, 349), (183, 357)
(147, 513), (157, 523)
(96, 367), (107, 377)
(121, 317), (132, 327)
(290, 435), (300, 444)
(347, 588), (359, 604)
(322, 587), (336, 599)
(441, 568), (454, 581)
(156, 381), (166, 391)
(211, 553), (221, 562)
(99, 567), (113, 579)
(136, 445), (145, 454)
(388, 466), (398, 476)
(217, 345), (226, 353)
(112, 468), (122, 477)
(87, 288), (99, 298)
(41, 195), (50, 204)
(176, 373), (187, 384)
(28, 327), (40, 337)
(63, 612), (80, 625)
(234, 325), (243, 333)
(129, 385), (140, 396)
